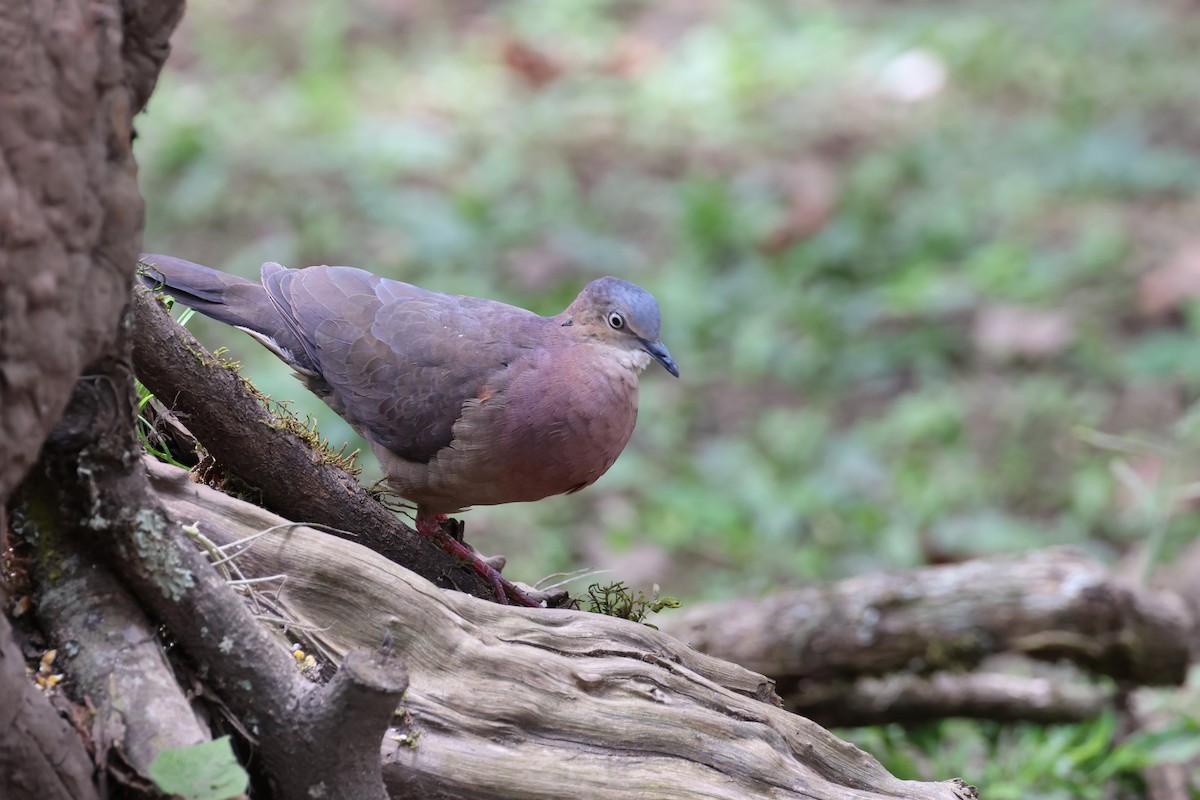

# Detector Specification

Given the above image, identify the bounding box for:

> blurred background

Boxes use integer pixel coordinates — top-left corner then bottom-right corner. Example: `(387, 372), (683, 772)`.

(136, 0), (1200, 792)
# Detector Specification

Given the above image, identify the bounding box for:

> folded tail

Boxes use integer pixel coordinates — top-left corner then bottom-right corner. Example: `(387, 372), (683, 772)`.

(139, 254), (314, 374)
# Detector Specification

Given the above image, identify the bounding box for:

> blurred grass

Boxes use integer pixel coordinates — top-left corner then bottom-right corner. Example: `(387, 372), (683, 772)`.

(136, 0), (1200, 792)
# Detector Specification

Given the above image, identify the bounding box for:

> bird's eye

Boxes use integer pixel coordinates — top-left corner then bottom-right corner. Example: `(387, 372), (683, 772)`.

(607, 312), (625, 330)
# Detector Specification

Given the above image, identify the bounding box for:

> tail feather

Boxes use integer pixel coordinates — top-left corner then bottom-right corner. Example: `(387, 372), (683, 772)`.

(139, 254), (313, 373)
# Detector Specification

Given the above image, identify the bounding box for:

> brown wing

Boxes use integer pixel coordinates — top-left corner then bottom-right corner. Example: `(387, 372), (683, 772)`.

(262, 265), (539, 463)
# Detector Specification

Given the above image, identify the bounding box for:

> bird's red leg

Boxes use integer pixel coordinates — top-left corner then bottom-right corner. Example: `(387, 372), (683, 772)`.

(414, 513), (542, 608)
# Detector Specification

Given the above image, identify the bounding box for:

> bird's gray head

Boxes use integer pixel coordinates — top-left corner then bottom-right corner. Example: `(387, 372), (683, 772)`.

(564, 277), (679, 377)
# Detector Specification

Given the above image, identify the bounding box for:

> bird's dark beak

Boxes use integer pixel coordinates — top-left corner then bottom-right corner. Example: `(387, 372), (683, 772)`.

(642, 339), (680, 378)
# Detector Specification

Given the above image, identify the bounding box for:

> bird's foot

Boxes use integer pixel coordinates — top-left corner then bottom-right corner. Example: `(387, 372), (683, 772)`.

(416, 515), (544, 608)
(435, 517), (506, 570)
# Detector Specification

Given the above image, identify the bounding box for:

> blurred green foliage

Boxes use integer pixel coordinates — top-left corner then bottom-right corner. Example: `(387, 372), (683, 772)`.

(137, 0), (1200, 588)
(136, 0), (1200, 792)
(848, 707), (1200, 800)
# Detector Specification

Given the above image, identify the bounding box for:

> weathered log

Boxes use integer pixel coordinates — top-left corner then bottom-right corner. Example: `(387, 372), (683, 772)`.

(787, 670), (1109, 728)
(659, 551), (1194, 694)
(146, 457), (976, 800)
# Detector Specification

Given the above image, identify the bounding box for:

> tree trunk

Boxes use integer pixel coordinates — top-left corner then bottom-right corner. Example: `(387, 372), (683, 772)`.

(1, 3), (182, 797)
(0, 0), (182, 504)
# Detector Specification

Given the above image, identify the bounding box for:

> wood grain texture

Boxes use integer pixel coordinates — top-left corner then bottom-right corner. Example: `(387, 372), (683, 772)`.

(146, 457), (975, 800)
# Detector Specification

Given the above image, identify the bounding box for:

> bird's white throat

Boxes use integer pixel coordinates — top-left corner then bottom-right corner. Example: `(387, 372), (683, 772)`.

(620, 349), (653, 374)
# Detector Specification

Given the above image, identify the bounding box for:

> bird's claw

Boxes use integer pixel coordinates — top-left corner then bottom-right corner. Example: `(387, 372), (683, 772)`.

(418, 515), (543, 607)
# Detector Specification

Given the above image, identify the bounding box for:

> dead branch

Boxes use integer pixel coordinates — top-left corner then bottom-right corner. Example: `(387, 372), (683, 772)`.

(23, 499), (211, 775)
(659, 551), (1194, 692)
(788, 670), (1109, 728)
(146, 457), (976, 800)
(33, 348), (408, 799)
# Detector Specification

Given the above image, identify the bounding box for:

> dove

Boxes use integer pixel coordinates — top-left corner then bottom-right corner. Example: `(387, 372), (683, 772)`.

(139, 255), (678, 605)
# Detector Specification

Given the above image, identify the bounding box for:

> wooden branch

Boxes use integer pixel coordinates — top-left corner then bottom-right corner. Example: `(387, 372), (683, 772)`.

(146, 458), (976, 800)
(0, 613), (101, 800)
(22, 492), (211, 775)
(789, 670), (1109, 728)
(36, 349), (408, 799)
(301, 650), (410, 791)
(659, 551), (1195, 690)
(131, 286), (503, 602)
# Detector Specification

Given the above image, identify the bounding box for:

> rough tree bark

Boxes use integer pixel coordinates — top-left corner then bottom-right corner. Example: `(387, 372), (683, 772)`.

(0, 0), (183, 504)
(0, 1), (182, 796)
(660, 551), (1194, 726)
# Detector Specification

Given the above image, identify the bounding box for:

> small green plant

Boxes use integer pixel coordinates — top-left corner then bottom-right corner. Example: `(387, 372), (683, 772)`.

(846, 710), (1200, 799)
(136, 301), (198, 468)
(582, 581), (680, 625)
(261, 395), (361, 478)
